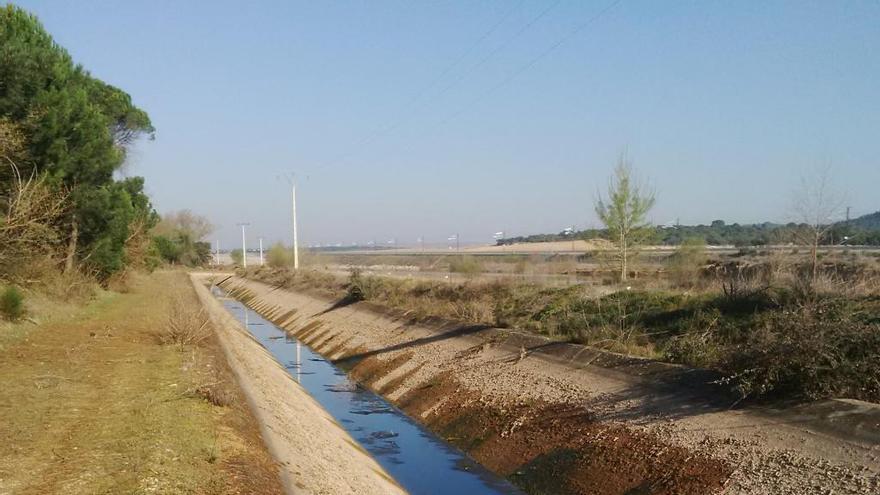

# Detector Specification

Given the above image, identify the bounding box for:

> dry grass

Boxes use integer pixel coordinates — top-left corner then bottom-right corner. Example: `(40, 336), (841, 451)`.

(158, 297), (211, 348)
(248, 260), (880, 402)
(0, 270), (282, 494)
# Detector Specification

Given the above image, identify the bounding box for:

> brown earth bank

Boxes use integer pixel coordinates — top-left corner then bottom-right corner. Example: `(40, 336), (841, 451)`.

(218, 274), (880, 495)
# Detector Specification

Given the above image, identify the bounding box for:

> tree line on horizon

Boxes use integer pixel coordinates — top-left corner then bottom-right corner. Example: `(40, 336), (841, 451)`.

(499, 208), (880, 247)
(497, 216), (880, 247)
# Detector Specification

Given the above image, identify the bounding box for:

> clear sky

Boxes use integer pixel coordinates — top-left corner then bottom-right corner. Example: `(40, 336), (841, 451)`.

(15, 0), (880, 248)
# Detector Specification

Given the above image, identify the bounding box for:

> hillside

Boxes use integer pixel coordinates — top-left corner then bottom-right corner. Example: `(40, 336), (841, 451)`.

(849, 211), (880, 230)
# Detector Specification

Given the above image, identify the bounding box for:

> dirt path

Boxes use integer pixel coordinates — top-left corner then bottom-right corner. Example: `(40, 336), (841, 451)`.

(222, 274), (880, 495)
(0, 271), (282, 495)
(190, 274), (407, 495)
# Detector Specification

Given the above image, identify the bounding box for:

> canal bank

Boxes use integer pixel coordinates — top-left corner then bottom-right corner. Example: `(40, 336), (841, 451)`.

(191, 274), (406, 495)
(210, 283), (522, 494)
(212, 273), (880, 495)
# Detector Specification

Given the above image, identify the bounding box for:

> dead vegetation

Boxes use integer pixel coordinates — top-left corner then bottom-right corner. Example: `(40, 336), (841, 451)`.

(158, 297), (211, 348)
(0, 163), (68, 280)
(247, 251), (880, 403)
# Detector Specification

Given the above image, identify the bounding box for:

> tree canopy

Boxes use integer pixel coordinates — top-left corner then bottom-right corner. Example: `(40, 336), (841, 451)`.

(1, 5), (155, 278)
(594, 155), (656, 280)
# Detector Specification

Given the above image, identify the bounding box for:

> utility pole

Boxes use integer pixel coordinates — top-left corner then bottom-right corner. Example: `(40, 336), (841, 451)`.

(259, 237), (264, 266)
(215, 239), (220, 266)
(292, 180), (299, 270)
(846, 206), (852, 223)
(278, 173), (300, 270)
(237, 223), (250, 268)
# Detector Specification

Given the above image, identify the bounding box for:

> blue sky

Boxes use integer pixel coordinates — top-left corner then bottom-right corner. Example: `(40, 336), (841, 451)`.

(16, 0), (880, 247)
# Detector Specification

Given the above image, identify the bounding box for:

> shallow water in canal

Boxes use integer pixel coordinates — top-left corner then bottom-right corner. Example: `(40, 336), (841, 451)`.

(212, 286), (522, 495)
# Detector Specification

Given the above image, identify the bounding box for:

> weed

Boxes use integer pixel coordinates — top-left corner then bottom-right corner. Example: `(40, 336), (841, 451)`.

(158, 298), (211, 348)
(0, 286), (24, 321)
(192, 381), (236, 407)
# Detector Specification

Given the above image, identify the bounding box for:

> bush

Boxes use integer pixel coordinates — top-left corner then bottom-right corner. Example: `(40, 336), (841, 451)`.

(0, 286), (25, 321)
(720, 302), (880, 401)
(158, 298), (210, 348)
(667, 237), (707, 288)
(347, 268), (396, 302)
(230, 249), (243, 266)
(266, 242), (293, 268)
(347, 268), (367, 301)
(662, 309), (723, 368)
(0, 168), (68, 279)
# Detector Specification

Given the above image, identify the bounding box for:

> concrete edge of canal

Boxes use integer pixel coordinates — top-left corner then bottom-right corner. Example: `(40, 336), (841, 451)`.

(190, 273), (408, 495)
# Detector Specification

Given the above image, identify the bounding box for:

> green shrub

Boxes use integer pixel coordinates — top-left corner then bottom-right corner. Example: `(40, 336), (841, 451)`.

(1, 286), (25, 321)
(720, 302), (880, 401)
(662, 309), (724, 368)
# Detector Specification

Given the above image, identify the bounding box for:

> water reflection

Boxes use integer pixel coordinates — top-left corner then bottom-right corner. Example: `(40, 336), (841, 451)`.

(213, 286), (522, 495)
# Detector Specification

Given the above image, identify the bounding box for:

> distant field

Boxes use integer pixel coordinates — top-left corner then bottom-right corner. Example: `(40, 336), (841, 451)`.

(310, 240), (880, 256)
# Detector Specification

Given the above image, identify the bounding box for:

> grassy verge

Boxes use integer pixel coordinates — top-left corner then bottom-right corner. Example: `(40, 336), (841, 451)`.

(0, 270), (282, 495)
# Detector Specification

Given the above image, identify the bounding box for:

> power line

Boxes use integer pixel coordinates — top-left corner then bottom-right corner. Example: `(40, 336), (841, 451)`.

(437, 0), (624, 127)
(367, 0), (624, 160)
(426, 0), (564, 107)
(315, 0), (560, 170)
(393, 0), (528, 114)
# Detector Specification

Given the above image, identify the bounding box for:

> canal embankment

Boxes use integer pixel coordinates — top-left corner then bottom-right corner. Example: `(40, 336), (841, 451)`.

(191, 273), (407, 495)
(211, 273), (880, 495)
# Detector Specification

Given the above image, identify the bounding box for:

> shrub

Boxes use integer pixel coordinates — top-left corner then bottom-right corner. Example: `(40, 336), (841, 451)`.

(347, 268), (367, 301)
(266, 242), (293, 268)
(0, 286), (24, 321)
(662, 309), (723, 368)
(711, 261), (767, 302)
(158, 298), (211, 348)
(667, 237), (707, 288)
(0, 167), (68, 279)
(720, 302), (880, 401)
(230, 249), (243, 266)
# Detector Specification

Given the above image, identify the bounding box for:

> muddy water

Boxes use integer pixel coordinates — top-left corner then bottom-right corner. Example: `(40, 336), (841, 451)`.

(212, 287), (522, 495)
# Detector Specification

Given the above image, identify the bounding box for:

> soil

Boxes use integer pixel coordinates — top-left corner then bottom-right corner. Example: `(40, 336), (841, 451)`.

(395, 376), (730, 495)
(223, 274), (880, 495)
